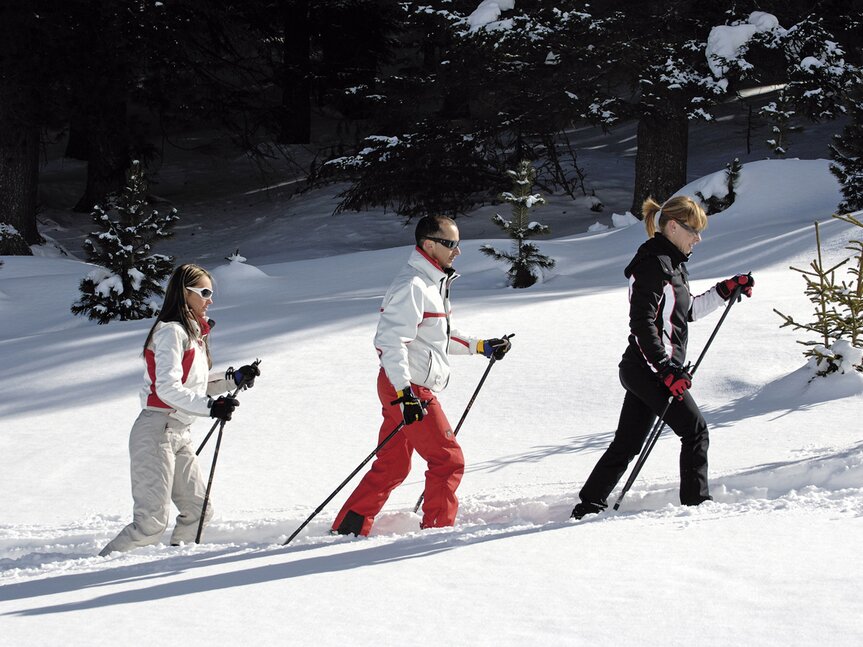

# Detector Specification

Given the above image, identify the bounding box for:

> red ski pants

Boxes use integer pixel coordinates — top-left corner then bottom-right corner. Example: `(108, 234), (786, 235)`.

(332, 369), (465, 536)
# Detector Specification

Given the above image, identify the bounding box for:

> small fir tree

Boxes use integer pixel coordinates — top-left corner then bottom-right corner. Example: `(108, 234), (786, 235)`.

(481, 161), (555, 289)
(830, 99), (863, 214)
(773, 216), (863, 376)
(71, 161), (178, 324)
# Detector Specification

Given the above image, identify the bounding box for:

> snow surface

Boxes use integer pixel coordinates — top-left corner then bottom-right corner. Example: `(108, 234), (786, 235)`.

(2, 131), (863, 643)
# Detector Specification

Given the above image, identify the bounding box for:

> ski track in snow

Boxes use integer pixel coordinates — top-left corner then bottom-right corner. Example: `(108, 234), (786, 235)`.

(4, 444), (861, 584)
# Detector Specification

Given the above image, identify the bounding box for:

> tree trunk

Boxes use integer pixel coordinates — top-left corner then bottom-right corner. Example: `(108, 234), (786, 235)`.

(0, 99), (40, 250)
(277, 0), (311, 145)
(632, 107), (689, 216)
(73, 97), (129, 212)
(72, 0), (129, 213)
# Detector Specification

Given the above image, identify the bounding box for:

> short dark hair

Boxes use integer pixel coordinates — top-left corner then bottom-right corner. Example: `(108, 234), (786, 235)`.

(415, 215), (455, 246)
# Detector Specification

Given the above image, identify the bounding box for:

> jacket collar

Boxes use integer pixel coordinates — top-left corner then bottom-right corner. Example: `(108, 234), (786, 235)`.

(409, 246), (459, 282)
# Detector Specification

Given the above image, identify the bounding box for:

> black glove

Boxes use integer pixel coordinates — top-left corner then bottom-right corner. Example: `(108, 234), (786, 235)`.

(716, 273), (754, 300)
(229, 363), (260, 389)
(210, 395), (239, 421)
(479, 337), (512, 360)
(391, 387), (425, 426)
(658, 360), (692, 400)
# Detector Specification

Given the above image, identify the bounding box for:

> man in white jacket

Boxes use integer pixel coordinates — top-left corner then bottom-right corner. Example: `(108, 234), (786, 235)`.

(332, 215), (512, 536)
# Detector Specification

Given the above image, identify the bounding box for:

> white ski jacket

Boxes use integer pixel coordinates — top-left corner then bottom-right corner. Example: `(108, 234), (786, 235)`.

(140, 320), (233, 425)
(375, 247), (479, 393)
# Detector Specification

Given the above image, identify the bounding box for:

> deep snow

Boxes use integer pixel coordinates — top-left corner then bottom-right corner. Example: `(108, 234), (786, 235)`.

(1, 112), (862, 644)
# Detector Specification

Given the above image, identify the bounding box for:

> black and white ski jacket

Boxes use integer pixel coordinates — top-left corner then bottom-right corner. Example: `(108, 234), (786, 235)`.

(621, 233), (724, 373)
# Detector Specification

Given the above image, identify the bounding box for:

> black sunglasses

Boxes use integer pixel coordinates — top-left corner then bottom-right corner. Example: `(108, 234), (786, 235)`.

(426, 236), (460, 249)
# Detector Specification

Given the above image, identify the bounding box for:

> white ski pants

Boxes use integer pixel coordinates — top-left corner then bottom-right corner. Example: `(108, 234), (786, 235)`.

(100, 410), (213, 555)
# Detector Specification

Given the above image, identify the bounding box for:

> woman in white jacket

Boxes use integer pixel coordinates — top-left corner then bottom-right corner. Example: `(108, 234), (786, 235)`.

(100, 264), (259, 555)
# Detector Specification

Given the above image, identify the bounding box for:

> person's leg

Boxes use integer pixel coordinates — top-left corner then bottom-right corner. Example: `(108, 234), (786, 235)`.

(169, 422), (213, 544)
(406, 383), (464, 529)
(661, 392), (711, 505)
(100, 411), (175, 555)
(331, 370), (415, 536)
(578, 389), (655, 509)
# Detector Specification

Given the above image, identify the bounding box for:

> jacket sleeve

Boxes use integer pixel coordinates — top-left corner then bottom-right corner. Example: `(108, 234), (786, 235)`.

(449, 327), (479, 356)
(689, 285), (725, 322)
(206, 370), (234, 397)
(629, 258), (669, 371)
(374, 278), (425, 390)
(151, 325), (212, 416)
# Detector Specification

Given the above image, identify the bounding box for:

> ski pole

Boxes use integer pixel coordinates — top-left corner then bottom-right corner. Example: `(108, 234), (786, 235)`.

(612, 287), (742, 511)
(196, 416), (227, 543)
(283, 420), (408, 545)
(194, 359), (260, 543)
(412, 333), (514, 514)
(196, 359), (261, 456)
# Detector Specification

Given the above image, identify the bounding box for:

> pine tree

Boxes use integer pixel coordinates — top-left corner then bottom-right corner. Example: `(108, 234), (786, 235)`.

(830, 99), (863, 213)
(71, 161), (178, 324)
(773, 217), (863, 375)
(481, 160), (555, 289)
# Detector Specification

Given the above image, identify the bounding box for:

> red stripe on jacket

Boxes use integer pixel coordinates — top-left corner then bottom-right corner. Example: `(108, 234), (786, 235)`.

(145, 347), (196, 408)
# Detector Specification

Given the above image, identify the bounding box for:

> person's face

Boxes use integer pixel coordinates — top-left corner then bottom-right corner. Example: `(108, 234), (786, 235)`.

(666, 218), (702, 255)
(422, 221), (461, 269)
(185, 276), (214, 321)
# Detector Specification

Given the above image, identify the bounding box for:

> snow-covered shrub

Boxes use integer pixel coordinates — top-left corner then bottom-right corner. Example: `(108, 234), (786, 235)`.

(71, 161), (178, 324)
(481, 160), (555, 288)
(0, 223), (31, 256)
(695, 158), (742, 215)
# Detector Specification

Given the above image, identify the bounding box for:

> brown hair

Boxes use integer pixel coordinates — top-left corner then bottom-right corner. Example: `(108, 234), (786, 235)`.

(642, 196), (708, 238)
(143, 263), (213, 368)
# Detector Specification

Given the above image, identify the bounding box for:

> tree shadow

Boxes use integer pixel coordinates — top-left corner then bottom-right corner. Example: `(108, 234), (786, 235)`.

(466, 430), (615, 475)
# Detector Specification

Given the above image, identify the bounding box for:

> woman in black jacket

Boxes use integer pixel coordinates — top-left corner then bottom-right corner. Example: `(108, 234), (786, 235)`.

(571, 196), (753, 519)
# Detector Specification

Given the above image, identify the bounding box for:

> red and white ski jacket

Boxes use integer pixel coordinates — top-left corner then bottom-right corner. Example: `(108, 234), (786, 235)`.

(375, 247), (480, 393)
(140, 319), (234, 425)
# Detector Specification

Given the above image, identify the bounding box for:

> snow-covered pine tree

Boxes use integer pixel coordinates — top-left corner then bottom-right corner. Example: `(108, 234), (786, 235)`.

(71, 161), (178, 324)
(481, 160), (554, 289)
(773, 217), (863, 376)
(830, 99), (863, 213)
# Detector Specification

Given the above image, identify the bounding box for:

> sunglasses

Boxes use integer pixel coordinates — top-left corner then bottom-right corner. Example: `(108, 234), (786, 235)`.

(186, 286), (214, 299)
(676, 220), (702, 236)
(426, 236), (460, 249)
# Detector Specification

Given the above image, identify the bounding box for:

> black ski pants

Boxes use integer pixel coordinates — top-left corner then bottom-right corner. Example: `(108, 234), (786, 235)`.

(579, 358), (711, 508)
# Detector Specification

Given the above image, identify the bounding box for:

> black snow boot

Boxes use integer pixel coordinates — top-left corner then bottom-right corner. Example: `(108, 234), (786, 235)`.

(570, 501), (603, 520)
(334, 510), (366, 536)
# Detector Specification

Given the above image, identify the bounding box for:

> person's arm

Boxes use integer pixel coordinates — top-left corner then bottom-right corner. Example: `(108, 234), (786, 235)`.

(628, 259), (670, 371)
(374, 278), (425, 390)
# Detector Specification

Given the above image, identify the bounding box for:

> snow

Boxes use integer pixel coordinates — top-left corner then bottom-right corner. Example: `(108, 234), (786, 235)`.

(2, 128), (863, 642)
(706, 12), (783, 78)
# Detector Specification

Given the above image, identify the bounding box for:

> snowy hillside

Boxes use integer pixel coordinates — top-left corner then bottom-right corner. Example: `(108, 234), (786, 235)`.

(1, 155), (862, 645)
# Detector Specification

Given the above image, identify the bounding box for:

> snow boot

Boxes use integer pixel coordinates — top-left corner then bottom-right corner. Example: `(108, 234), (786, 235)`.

(570, 501), (603, 520)
(334, 510), (366, 536)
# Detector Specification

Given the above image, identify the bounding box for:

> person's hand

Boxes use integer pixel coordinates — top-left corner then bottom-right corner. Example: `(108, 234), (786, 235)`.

(716, 273), (754, 300)
(210, 395), (239, 421)
(658, 360), (692, 400)
(391, 387), (425, 425)
(478, 337), (512, 360)
(230, 363), (261, 389)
